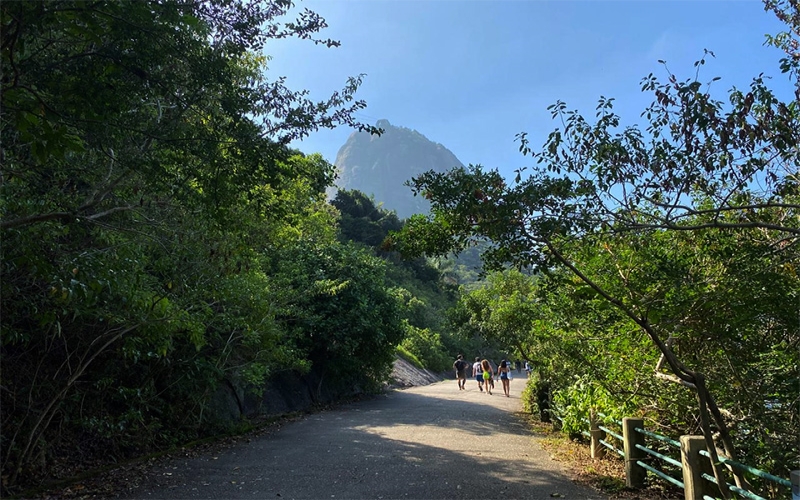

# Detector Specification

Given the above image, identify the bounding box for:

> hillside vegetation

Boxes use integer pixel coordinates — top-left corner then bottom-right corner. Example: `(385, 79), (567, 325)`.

(1, 1), (429, 493)
(2, 1), (797, 498)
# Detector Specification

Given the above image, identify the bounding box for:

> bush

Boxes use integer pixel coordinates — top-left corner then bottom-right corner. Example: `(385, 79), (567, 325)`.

(521, 377), (537, 414)
(399, 323), (451, 372)
(551, 375), (630, 438)
(395, 345), (424, 369)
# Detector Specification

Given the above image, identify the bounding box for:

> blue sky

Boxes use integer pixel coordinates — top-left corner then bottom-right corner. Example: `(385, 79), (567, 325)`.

(266, 0), (793, 181)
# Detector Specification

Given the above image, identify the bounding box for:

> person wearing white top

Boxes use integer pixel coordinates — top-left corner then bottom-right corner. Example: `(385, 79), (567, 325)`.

(472, 357), (483, 392)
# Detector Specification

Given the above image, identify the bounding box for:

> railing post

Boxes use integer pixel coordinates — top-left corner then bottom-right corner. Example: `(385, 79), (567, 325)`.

(537, 381), (551, 423)
(589, 411), (605, 459)
(680, 435), (717, 500)
(791, 470), (800, 500)
(622, 417), (646, 488)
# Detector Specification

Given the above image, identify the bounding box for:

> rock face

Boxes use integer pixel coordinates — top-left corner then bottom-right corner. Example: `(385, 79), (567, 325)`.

(208, 358), (443, 426)
(333, 119), (464, 219)
(388, 357), (443, 388)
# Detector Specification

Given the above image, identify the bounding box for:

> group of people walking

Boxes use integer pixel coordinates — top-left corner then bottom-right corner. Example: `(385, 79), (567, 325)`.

(452, 355), (514, 397)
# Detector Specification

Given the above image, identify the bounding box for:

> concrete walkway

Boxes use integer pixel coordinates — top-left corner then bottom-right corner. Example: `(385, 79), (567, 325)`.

(122, 375), (604, 499)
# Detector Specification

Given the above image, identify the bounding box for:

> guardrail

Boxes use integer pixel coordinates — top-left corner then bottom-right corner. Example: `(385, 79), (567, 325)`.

(550, 409), (794, 500)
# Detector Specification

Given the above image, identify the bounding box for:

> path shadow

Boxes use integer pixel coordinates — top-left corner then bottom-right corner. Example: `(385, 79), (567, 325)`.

(120, 383), (603, 499)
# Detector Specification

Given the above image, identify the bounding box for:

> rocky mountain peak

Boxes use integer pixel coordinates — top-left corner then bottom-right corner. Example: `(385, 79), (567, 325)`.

(333, 120), (463, 219)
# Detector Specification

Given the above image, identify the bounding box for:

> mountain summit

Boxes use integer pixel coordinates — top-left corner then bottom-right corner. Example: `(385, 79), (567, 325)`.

(333, 119), (464, 219)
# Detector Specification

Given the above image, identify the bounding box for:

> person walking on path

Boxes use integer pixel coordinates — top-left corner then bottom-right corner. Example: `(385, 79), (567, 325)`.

(453, 354), (468, 390)
(481, 359), (493, 395)
(473, 357), (484, 392)
(497, 359), (512, 397)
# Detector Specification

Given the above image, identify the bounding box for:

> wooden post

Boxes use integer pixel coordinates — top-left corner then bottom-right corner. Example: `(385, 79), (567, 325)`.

(680, 435), (717, 500)
(537, 381), (551, 423)
(622, 417), (646, 488)
(791, 470), (799, 500)
(590, 411), (606, 459)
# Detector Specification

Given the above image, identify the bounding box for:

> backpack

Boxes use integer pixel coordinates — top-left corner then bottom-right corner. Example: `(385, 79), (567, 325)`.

(454, 359), (467, 371)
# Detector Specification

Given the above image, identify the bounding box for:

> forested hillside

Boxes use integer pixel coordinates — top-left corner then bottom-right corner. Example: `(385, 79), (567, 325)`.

(0, 1), (407, 494)
(330, 188), (498, 372)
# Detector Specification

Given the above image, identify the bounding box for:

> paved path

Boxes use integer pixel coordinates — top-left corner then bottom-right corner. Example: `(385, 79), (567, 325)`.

(123, 376), (604, 499)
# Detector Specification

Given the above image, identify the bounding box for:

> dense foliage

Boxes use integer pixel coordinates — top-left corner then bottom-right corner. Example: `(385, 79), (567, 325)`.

(0, 1), (403, 493)
(331, 189), (484, 372)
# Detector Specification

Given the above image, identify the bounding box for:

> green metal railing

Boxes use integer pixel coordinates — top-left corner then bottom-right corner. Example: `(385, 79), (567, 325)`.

(550, 408), (791, 500)
(697, 449), (792, 500)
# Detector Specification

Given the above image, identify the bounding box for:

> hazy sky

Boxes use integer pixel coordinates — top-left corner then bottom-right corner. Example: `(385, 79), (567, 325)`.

(266, 0), (794, 180)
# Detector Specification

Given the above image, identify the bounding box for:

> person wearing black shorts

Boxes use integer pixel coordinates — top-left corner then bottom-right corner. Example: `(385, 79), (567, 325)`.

(473, 357), (483, 392)
(453, 354), (468, 390)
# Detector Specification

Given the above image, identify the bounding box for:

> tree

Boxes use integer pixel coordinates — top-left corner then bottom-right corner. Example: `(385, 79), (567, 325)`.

(1, 0), (379, 232)
(271, 241), (406, 393)
(457, 270), (544, 361)
(1, 1), (383, 491)
(330, 189), (464, 372)
(390, 3), (799, 496)
(332, 189), (400, 247)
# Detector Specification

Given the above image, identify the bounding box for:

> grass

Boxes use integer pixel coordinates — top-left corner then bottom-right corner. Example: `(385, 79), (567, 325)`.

(395, 345), (425, 369)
